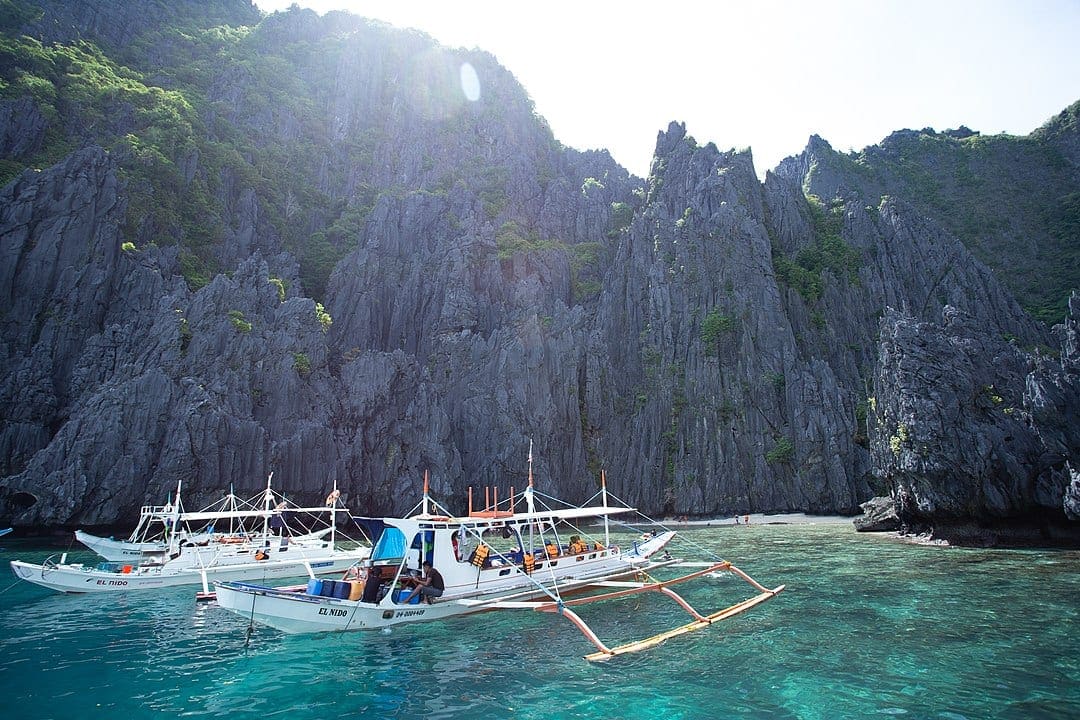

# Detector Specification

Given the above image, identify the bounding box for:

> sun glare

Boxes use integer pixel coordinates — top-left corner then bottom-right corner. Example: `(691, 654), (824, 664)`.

(459, 62), (480, 102)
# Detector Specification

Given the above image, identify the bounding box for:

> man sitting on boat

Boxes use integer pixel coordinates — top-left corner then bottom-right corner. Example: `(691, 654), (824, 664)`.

(403, 561), (444, 605)
(568, 536), (587, 554)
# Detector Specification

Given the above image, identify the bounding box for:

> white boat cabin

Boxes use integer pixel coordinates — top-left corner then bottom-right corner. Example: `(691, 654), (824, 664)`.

(352, 504), (633, 605)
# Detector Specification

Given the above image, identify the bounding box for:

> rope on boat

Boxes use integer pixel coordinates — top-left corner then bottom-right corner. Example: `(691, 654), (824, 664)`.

(0, 578), (24, 595)
(243, 583), (258, 651)
(457, 523), (562, 603)
(595, 489), (726, 564)
(342, 591), (366, 631)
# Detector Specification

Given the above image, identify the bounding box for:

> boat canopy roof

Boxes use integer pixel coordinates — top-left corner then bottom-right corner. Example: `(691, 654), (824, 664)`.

(352, 504), (637, 531)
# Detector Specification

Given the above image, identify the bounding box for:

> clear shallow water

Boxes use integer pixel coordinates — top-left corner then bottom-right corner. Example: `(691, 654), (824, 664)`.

(1, 524), (1077, 719)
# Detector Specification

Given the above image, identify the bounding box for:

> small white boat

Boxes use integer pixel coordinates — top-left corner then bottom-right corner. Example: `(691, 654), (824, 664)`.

(73, 478), (332, 561)
(73, 526), (332, 562)
(216, 451), (784, 661)
(0, 528), (11, 538)
(10, 477), (369, 595)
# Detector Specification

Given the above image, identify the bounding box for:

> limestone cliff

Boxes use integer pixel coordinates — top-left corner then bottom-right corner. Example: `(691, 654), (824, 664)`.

(869, 296), (1080, 544)
(0, 2), (1076, 539)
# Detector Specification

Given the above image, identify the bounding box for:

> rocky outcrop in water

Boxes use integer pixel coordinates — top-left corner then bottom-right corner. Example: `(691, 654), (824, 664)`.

(867, 294), (1080, 544)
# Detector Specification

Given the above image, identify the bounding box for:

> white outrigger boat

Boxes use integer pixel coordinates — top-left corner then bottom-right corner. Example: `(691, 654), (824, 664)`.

(73, 481), (332, 562)
(216, 456), (784, 662)
(10, 477), (370, 596)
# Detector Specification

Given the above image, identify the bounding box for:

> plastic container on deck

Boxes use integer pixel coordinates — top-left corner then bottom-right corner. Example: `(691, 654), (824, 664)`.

(307, 578), (323, 596)
(320, 579), (338, 597)
(333, 580), (350, 599)
(347, 580), (364, 601)
(391, 588), (421, 604)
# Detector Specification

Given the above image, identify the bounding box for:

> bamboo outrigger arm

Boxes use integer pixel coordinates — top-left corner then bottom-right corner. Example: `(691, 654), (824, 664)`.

(496, 561), (785, 662)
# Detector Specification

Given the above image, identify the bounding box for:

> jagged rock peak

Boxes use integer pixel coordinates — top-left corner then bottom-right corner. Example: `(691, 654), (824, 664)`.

(654, 121), (689, 159)
(806, 133), (834, 155)
(772, 133), (862, 201)
(648, 120), (759, 195)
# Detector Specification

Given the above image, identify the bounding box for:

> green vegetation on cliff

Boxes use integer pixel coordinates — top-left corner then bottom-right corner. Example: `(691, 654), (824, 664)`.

(0, 1), (573, 302)
(850, 124), (1078, 324)
(772, 194), (862, 302)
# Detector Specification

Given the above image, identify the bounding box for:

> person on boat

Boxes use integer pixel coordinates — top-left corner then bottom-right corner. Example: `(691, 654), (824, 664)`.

(568, 535), (587, 554)
(403, 561), (444, 605)
(343, 564), (367, 582)
(254, 547), (269, 561)
(544, 540), (558, 558)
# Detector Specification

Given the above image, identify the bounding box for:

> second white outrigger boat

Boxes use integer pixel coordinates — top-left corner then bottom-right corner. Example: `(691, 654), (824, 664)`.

(10, 476), (370, 596)
(73, 482), (333, 562)
(216, 452), (785, 662)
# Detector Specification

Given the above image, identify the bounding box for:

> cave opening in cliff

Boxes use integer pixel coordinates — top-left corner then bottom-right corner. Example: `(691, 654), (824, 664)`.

(7, 491), (38, 512)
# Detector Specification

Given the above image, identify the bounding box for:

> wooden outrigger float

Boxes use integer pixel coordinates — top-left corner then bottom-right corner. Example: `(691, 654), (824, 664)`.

(214, 446), (785, 661)
(488, 560), (784, 661)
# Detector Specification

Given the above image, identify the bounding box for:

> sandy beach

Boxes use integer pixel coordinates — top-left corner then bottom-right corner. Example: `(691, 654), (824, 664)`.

(657, 513), (853, 529)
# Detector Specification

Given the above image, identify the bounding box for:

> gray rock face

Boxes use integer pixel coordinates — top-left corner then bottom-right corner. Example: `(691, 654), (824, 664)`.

(585, 123), (866, 516)
(852, 496), (900, 532)
(0, 98), (47, 159)
(870, 296), (1080, 542)
(0, 7), (1076, 537)
(1066, 464), (1080, 521)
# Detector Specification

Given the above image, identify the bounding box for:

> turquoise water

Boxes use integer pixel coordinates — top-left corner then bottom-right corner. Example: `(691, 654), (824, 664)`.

(1, 523), (1077, 719)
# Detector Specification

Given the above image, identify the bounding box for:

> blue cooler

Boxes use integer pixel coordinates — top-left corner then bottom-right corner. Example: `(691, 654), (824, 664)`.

(306, 578), (323, 596)
(391, 588), (420, 604)
(333, 580), (350, 599)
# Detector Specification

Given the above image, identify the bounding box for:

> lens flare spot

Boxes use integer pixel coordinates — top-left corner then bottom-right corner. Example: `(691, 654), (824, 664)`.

(459, 62), (480, 102)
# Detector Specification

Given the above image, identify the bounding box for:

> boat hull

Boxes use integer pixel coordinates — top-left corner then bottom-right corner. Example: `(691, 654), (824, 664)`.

(9, 551), (367, 594)
(73, 531), (172, 560)
(214, 533), (676, 634)
(215, 582), (479, 633)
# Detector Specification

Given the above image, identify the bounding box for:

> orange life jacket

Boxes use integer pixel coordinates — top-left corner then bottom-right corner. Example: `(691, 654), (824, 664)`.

(470, 543), (490, 568)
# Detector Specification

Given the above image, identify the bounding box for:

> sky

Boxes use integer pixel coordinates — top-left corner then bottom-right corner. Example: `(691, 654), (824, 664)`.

(252, 1), (1080, 179)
